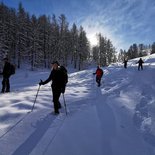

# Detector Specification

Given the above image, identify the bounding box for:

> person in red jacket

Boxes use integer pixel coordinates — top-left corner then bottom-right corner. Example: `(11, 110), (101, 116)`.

(93, 66), (103, 87)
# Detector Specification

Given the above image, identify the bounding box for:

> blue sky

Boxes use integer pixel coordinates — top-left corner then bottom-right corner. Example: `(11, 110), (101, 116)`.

(2, 0), (155, 50)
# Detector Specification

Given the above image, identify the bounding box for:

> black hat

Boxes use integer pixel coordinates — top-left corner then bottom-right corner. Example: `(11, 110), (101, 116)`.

(51, 61), (59, 65)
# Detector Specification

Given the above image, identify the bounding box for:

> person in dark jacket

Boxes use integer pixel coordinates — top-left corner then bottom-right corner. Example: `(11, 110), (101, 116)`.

(123, 59), (128, 69)
(137, 58), (144, 70)
(39, 61), (68, 114)
(1, 58), (11, 93)
(93, 66), (103, 87)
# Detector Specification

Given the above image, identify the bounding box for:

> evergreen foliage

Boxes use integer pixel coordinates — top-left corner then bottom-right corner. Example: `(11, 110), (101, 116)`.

(92, 33), (116, 66)
(0, 2), (119, 69)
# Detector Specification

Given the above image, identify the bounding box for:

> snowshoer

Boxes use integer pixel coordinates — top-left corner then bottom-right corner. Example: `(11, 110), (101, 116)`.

(93, 66), (103, 87)
(137, 58), (144, 70)
(39, 61), (68, 114)
(1, 58), (12, 93)
(123, 59), (128, 69)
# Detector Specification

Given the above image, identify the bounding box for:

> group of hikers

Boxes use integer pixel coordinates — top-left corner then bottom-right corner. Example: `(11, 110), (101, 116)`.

(123, 58), (144, 70)
(94, 57), (145, 88)
(0, 57), (145, 114)
(0, 58), (68, 114)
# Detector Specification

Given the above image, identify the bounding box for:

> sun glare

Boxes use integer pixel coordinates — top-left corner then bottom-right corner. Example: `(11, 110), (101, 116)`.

(87, 33), (98, 47)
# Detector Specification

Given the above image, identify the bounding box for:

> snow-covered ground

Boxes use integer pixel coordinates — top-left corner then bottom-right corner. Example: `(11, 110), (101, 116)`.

(0, 54), (155, 155)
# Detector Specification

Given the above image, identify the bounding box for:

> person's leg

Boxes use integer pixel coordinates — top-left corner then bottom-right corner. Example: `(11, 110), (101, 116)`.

(98, 77), (101, 87)
(52, 88), (61, 114)
(58, 101), (62, 109)
(1, 78), (6, 93)
(6, 78), (10, 92)
(96, 77), (101, 87)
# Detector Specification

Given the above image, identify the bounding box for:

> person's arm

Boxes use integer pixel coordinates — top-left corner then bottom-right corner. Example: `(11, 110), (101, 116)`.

(39, 72), (52, 85)
(93, 69), (97, 75)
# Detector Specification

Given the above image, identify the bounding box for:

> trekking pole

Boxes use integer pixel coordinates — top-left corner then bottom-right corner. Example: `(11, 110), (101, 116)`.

(62, 93), (67, 115)
(31, 84), (41, 112)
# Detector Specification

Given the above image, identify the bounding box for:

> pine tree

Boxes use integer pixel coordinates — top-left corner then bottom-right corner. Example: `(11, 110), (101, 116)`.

(92, 46), (99, 64)
(92, 33), (116, 66)
(0, 3), (92, 70)
(50, 15), (60, 63)
(118, 49), (127, 62)
(16, 2), (28, 68)
(106, 39), (116, 65)
(37, 15), (49, 68)
(70, 23), (79, 69)
(58, 14), (70, 66)
(28, 15), (41, 70)
(77, 26), (90, 70)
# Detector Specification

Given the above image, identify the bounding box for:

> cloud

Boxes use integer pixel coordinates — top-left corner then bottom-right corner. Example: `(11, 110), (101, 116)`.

(81, 17), (127, 50)
(79, 0), (155, 50)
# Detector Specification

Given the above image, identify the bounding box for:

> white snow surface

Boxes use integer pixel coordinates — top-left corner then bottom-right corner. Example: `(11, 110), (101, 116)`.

(1, 54), (155, 155)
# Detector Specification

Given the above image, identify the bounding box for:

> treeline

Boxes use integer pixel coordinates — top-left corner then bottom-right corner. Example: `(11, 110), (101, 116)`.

(0, 2), (118, 70)
(0, 2), (90, 70)
(118, 43), (155, 61)
(92, 33), (117, 66)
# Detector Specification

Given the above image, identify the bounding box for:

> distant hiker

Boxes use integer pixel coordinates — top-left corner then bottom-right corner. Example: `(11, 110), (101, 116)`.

(39, 61), (68, 114)
(123, 59), (128, 69)
(93, 66), (103, 87)
(137, 58), (144, 70)
(1, 58), (12, 93)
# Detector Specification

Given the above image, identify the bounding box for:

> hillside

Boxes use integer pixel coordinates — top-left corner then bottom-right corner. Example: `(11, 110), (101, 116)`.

(0, 54), (155, 155)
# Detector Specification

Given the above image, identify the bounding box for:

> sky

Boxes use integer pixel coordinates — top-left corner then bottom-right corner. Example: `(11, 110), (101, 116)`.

(0, 54), (155, 154)
(2, 0), (155, 51)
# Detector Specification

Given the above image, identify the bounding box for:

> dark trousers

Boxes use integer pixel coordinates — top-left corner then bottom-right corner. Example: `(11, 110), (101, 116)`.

(138, 64), (143, 70)
(52, 86), (61, 112)
(1, 77), (10, 92)
(96, 76), (101, 87)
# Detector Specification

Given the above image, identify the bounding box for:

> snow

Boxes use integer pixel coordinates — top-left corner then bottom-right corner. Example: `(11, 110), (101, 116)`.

(1, 54), (155, 155)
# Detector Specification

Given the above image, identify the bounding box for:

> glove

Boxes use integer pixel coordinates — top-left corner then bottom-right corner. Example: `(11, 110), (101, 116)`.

(61, 85), (66, 94)
(39, 80), (44, 86)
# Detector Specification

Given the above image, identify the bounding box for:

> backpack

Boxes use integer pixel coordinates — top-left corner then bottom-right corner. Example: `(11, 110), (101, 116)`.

(9, 64), (16, 75)
(60, 66), (68, 84)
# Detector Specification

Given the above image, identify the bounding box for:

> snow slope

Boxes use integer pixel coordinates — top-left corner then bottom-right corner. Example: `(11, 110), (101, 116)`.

(0, 54), (155, 155)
